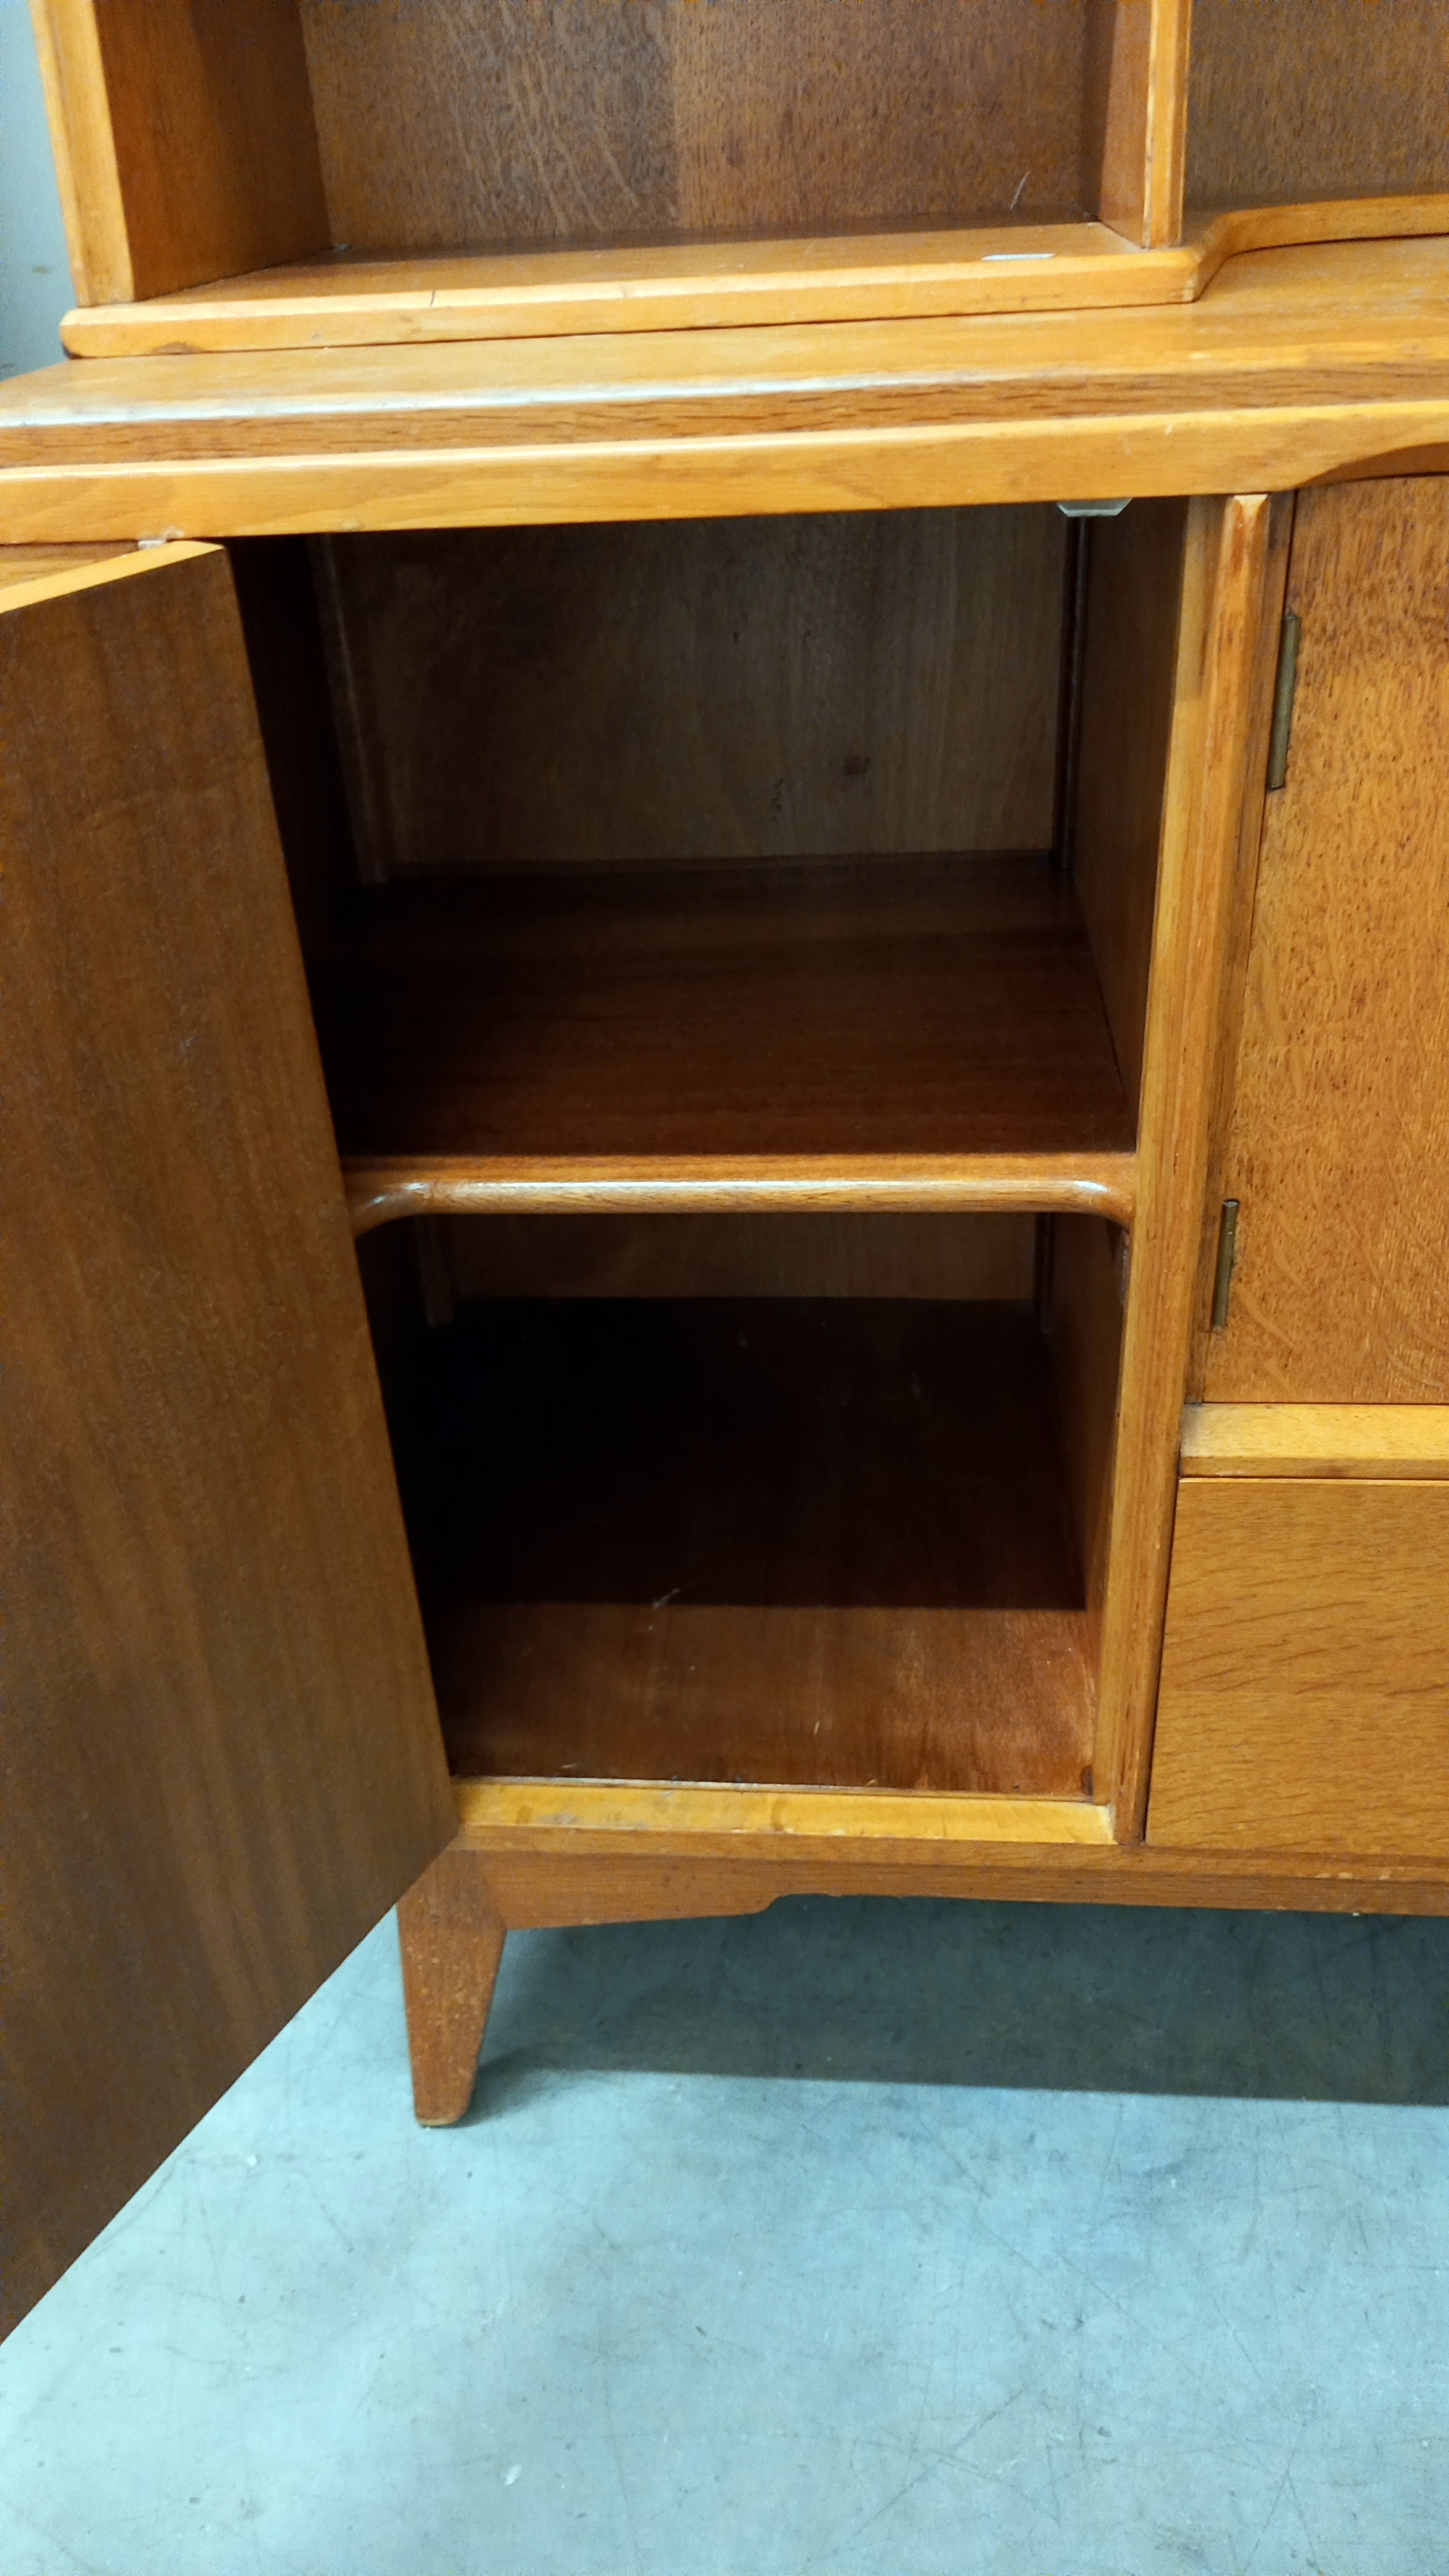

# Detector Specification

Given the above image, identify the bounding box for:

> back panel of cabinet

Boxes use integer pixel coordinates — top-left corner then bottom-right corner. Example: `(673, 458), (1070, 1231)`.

(298, 0), (1090, 251)
(314, 508), (1068, 877)
(1187, 0), (1449, 210)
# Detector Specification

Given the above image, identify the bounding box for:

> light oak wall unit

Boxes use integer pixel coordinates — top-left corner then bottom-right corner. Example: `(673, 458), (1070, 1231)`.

(8, 27), (1449, 2327)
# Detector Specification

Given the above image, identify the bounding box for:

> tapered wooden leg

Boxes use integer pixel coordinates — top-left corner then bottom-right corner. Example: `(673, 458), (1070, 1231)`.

(397, 1844), (506, 2126)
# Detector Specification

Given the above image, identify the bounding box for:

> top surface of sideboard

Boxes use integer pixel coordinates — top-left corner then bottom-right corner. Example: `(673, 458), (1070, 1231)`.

(1, 235), (1448, 540)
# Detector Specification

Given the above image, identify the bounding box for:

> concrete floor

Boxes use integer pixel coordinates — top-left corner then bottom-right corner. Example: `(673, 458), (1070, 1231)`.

(3, 1895), (1448, 2574)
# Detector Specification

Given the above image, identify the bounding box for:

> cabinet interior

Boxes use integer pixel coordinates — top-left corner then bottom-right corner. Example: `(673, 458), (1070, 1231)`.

(230, 493), (1188, 1802)
(361, 1215), (1122, 1802)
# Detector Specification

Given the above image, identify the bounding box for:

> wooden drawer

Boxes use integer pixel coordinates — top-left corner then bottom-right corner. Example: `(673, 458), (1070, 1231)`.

(1148, 1412), (1449, 1859)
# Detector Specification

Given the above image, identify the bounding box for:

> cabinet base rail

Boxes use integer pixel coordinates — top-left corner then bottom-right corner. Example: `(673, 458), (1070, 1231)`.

(398, 1824), (1449, 2124)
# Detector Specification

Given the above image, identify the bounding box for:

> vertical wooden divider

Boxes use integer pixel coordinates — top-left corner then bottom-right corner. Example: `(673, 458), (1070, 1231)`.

(29, 0), (130, 304)
(1086, 0), (1193, 249)
(1185, 491), (1295, 1397)
(30, 0), (328, 306)
(1094, 491), (1272, 1838)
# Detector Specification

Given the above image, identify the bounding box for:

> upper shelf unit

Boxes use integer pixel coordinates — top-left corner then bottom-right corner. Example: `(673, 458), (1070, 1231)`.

(34, 0), (1449, 355)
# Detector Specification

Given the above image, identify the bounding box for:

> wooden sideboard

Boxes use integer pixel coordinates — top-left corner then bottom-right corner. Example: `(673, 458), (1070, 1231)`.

(6, 0), (1449, 2340)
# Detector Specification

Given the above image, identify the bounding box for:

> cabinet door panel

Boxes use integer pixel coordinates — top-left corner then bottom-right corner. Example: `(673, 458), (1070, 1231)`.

(1149, 1476), (1449, 1859)
(1204, 478), (1449, 1402)
(0, 545), (455, 2338)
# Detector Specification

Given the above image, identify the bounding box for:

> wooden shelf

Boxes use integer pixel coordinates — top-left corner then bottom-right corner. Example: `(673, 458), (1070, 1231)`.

(57, 200), (1449, 358)
(35, 0), (1449, 357)
(412, 1298), (1097, 1802)
(325, 857), (1136, 1227)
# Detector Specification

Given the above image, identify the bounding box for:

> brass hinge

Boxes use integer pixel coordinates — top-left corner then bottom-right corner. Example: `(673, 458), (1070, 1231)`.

(1265, 610), (1302, 791)
(1210, 1200), (1240, 1331)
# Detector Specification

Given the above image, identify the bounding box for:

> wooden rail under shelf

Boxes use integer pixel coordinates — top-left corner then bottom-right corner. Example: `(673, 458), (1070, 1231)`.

(347, 1156), (1136, 1233)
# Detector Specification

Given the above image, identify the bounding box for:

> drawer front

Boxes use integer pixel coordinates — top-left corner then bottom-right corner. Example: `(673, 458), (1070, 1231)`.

(1148, 1476), (1449, 1858)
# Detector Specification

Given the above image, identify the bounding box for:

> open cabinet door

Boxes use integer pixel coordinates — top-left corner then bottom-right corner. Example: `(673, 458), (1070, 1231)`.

(0, 544), (457, 2338)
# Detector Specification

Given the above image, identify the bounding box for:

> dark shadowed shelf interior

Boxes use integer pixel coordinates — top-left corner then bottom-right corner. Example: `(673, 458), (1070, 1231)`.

(389, 1294), (1097, 1801)
(317, 855), (1134, 1179)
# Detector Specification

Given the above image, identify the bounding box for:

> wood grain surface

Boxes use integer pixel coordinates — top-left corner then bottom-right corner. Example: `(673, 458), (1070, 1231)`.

(438, 1604), (1096, 1801)
(1185, 489), (1295, 1398)
(317, 858), (1133, 1171)
(1205, 480), (1449, 1403)
(1072, 497), (1188, 1111)
(457, 1784), (1108, 1849)
(32, 0), (327, 304)
(0, 540), (133, 592)
(1083, 0), (1191, 247)
(442, 1830), (1449, 1923)
(346, 1154), (1137, 1234)
(1148, 1479), (1449, 1858)
(1188, 0), (1449, 210)
(441, 1212), (1039, 1307)
(414, 1298), (1095, 1802)
(1181, 1405), (1449, 1481)
(1046, 1213), (1126, 1629)
(315, 511), (1066, 875)
(396, 1845), (506, 2126)
(298, 0), (1087, 252)
(0, 543), (453, 2336)
(54, 198), (1449, 357)
(8, 234), (1449, 535)
(61, 221), (1202, 354)
(1091, 495), (1274, 1834)
(225, 536), (361, 958)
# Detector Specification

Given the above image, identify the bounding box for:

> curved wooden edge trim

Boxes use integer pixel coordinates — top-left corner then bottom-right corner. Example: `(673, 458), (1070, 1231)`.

(454, 1778), (1114, 1849)
(1183, 193), (1449, 298)
(345, 1155), (1138, 1237)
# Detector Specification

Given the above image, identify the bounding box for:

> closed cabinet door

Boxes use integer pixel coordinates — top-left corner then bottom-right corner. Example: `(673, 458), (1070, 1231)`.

(1, 544), (455, 2337)
(1204, 477), (1449, 1402)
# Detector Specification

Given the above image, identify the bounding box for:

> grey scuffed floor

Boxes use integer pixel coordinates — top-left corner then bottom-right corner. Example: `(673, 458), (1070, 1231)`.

(3, 1896), (1448, 2575)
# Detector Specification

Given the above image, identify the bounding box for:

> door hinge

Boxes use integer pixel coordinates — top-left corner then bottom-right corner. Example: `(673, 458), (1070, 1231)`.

(1265, 610), (1302, 791)
(1210, 1200), (1240, 1331)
